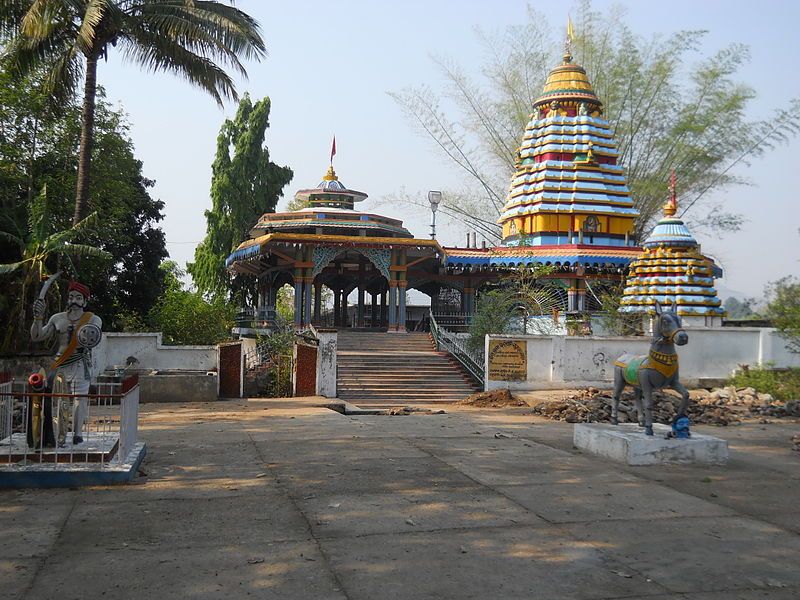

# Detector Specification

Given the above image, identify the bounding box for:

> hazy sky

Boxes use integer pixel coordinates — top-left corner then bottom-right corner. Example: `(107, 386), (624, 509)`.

(96, 0), (799, 299)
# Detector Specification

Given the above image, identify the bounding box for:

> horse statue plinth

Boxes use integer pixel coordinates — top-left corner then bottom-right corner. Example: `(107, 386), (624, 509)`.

(612, 301), (690, 436)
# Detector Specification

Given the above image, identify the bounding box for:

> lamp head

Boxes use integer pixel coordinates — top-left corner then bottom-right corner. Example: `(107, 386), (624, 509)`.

(428, 190), (442, 211)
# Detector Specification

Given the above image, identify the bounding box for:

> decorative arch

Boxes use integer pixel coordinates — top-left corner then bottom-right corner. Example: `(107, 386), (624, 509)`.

(312, 246), (391, 281)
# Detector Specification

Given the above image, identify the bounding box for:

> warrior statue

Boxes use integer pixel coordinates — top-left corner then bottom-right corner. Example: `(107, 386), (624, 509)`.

(30, 279), (103, 445)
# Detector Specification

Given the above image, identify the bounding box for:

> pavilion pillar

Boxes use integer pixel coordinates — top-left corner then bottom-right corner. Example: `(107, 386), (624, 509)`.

(293, 280), (303, 327)
(464, 286), (475, 322)
(257, 279), (267, 313)
(357, 288), (365, 328)
(313, 280), (322, 324)
(380, 291), (387, 327)
(371, 293), (378, 327)
(567, 283), (578, 312)
(576, 283), (587, 312)
(388, 283), (397, 329)
(340, 290), (349, 327)
(356, 259), (366, 327)
(397, 281), (407, 332)
(396, 249), (407, 333)
(333, 288), (341, 326)
(303, 279), (313, 326)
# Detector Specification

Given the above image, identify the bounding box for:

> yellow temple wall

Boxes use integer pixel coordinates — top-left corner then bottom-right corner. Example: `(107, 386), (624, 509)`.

(502, 214), (634, 237)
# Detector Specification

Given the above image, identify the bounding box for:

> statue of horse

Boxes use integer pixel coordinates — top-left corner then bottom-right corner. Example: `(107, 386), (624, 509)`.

(611, 301), (689, 436)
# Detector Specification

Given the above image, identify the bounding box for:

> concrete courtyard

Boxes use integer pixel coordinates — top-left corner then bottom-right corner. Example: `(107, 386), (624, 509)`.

(3, 397), (799, 599)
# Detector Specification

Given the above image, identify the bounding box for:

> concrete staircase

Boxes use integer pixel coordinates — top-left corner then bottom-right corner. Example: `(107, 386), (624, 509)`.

(336, 331), (480, 406)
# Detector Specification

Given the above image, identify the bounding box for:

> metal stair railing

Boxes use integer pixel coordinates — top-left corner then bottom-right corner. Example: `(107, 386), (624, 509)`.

(429, 311), (484, 388)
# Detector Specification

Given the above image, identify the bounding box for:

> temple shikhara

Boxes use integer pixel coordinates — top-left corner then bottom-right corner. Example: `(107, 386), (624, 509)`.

(226, 31), (724, 333)
(445, 39), (643, 314)
(619, 174), (725, 326)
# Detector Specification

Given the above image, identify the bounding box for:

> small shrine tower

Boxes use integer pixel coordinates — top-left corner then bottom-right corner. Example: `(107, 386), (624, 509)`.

(618, 173), (726, 327)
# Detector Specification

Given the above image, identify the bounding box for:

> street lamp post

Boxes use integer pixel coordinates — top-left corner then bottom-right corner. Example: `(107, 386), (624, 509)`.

(428, 190), (442, 239)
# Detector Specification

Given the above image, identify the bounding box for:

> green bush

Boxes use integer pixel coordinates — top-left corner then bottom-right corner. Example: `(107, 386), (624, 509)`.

(765, 277), (800, 352)
(146, 262), (235, 345)
(729, 366), (800, 401)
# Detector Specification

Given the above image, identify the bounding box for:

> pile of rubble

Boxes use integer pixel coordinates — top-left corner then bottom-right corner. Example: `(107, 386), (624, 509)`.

(703, 386), (800, 418)
(386, 406), (447, 416)
(792, 434), (800, 452)
(529, 386), (800, 426)
(459, 389), (529, 408)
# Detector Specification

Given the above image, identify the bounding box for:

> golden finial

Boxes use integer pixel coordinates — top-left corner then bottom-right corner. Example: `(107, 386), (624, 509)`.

(664, 170), (678, 217)
(564, 17), (575, 62)
(323, 165), (338, 181)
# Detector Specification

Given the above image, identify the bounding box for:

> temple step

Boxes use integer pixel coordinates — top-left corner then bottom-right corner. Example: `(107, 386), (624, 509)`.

(337, 331), (479, 405)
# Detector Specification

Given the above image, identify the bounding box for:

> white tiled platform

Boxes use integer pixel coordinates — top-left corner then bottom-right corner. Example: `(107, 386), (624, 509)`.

(574, 423), (730, 466)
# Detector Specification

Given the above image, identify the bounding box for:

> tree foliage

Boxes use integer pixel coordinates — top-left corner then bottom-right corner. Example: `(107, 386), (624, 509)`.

(390, 1), (800, 242)
(0, 65), (169, 351)
(1, 0), (267, 225)
(189, 94), (293, 303)
(468, 265), (557, 350)
(765, 276), (800, 352)
(723, 296), (758, 320)
(0, 188), (110, 352)
(147, 261), (234, 346)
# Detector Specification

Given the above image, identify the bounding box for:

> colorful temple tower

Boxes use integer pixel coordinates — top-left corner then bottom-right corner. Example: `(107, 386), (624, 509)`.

(618, 174), (725, 326)
(444, 37), (641, 313)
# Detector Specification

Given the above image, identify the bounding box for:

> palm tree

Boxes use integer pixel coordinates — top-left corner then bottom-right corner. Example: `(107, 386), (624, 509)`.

(0, 1), (266, 226)
(0, 185), (111, 351)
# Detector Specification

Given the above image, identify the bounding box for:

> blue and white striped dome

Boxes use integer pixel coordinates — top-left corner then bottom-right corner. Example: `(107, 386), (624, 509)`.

(642, 217), (697, 248)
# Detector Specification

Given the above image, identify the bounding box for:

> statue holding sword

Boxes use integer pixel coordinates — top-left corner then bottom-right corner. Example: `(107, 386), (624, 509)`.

(30, 274), (103, 445)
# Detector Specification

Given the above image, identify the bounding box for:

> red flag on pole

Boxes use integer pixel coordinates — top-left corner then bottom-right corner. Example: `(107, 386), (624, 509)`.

(330, 136), (336, 164)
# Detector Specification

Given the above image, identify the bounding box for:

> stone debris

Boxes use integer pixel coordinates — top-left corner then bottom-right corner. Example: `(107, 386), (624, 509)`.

(387, 406), (447, 416)
(459, 389), (528, 408)
(791, 434), (800, 452)
(529, 386), (800, 427)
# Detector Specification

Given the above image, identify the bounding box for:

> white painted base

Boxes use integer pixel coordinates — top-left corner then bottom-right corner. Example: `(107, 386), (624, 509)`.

(574, 423), (729, 466)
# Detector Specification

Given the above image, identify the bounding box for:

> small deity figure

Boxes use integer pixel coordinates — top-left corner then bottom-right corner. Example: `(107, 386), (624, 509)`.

(31, 280), (103, 445)
(531, 107), (540, 120)
(549, 101), (560, 118)
(578, 102), (588, 116)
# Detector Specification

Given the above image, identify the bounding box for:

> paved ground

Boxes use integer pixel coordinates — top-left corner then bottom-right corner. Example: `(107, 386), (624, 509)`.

(3, 397), (799, 599)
